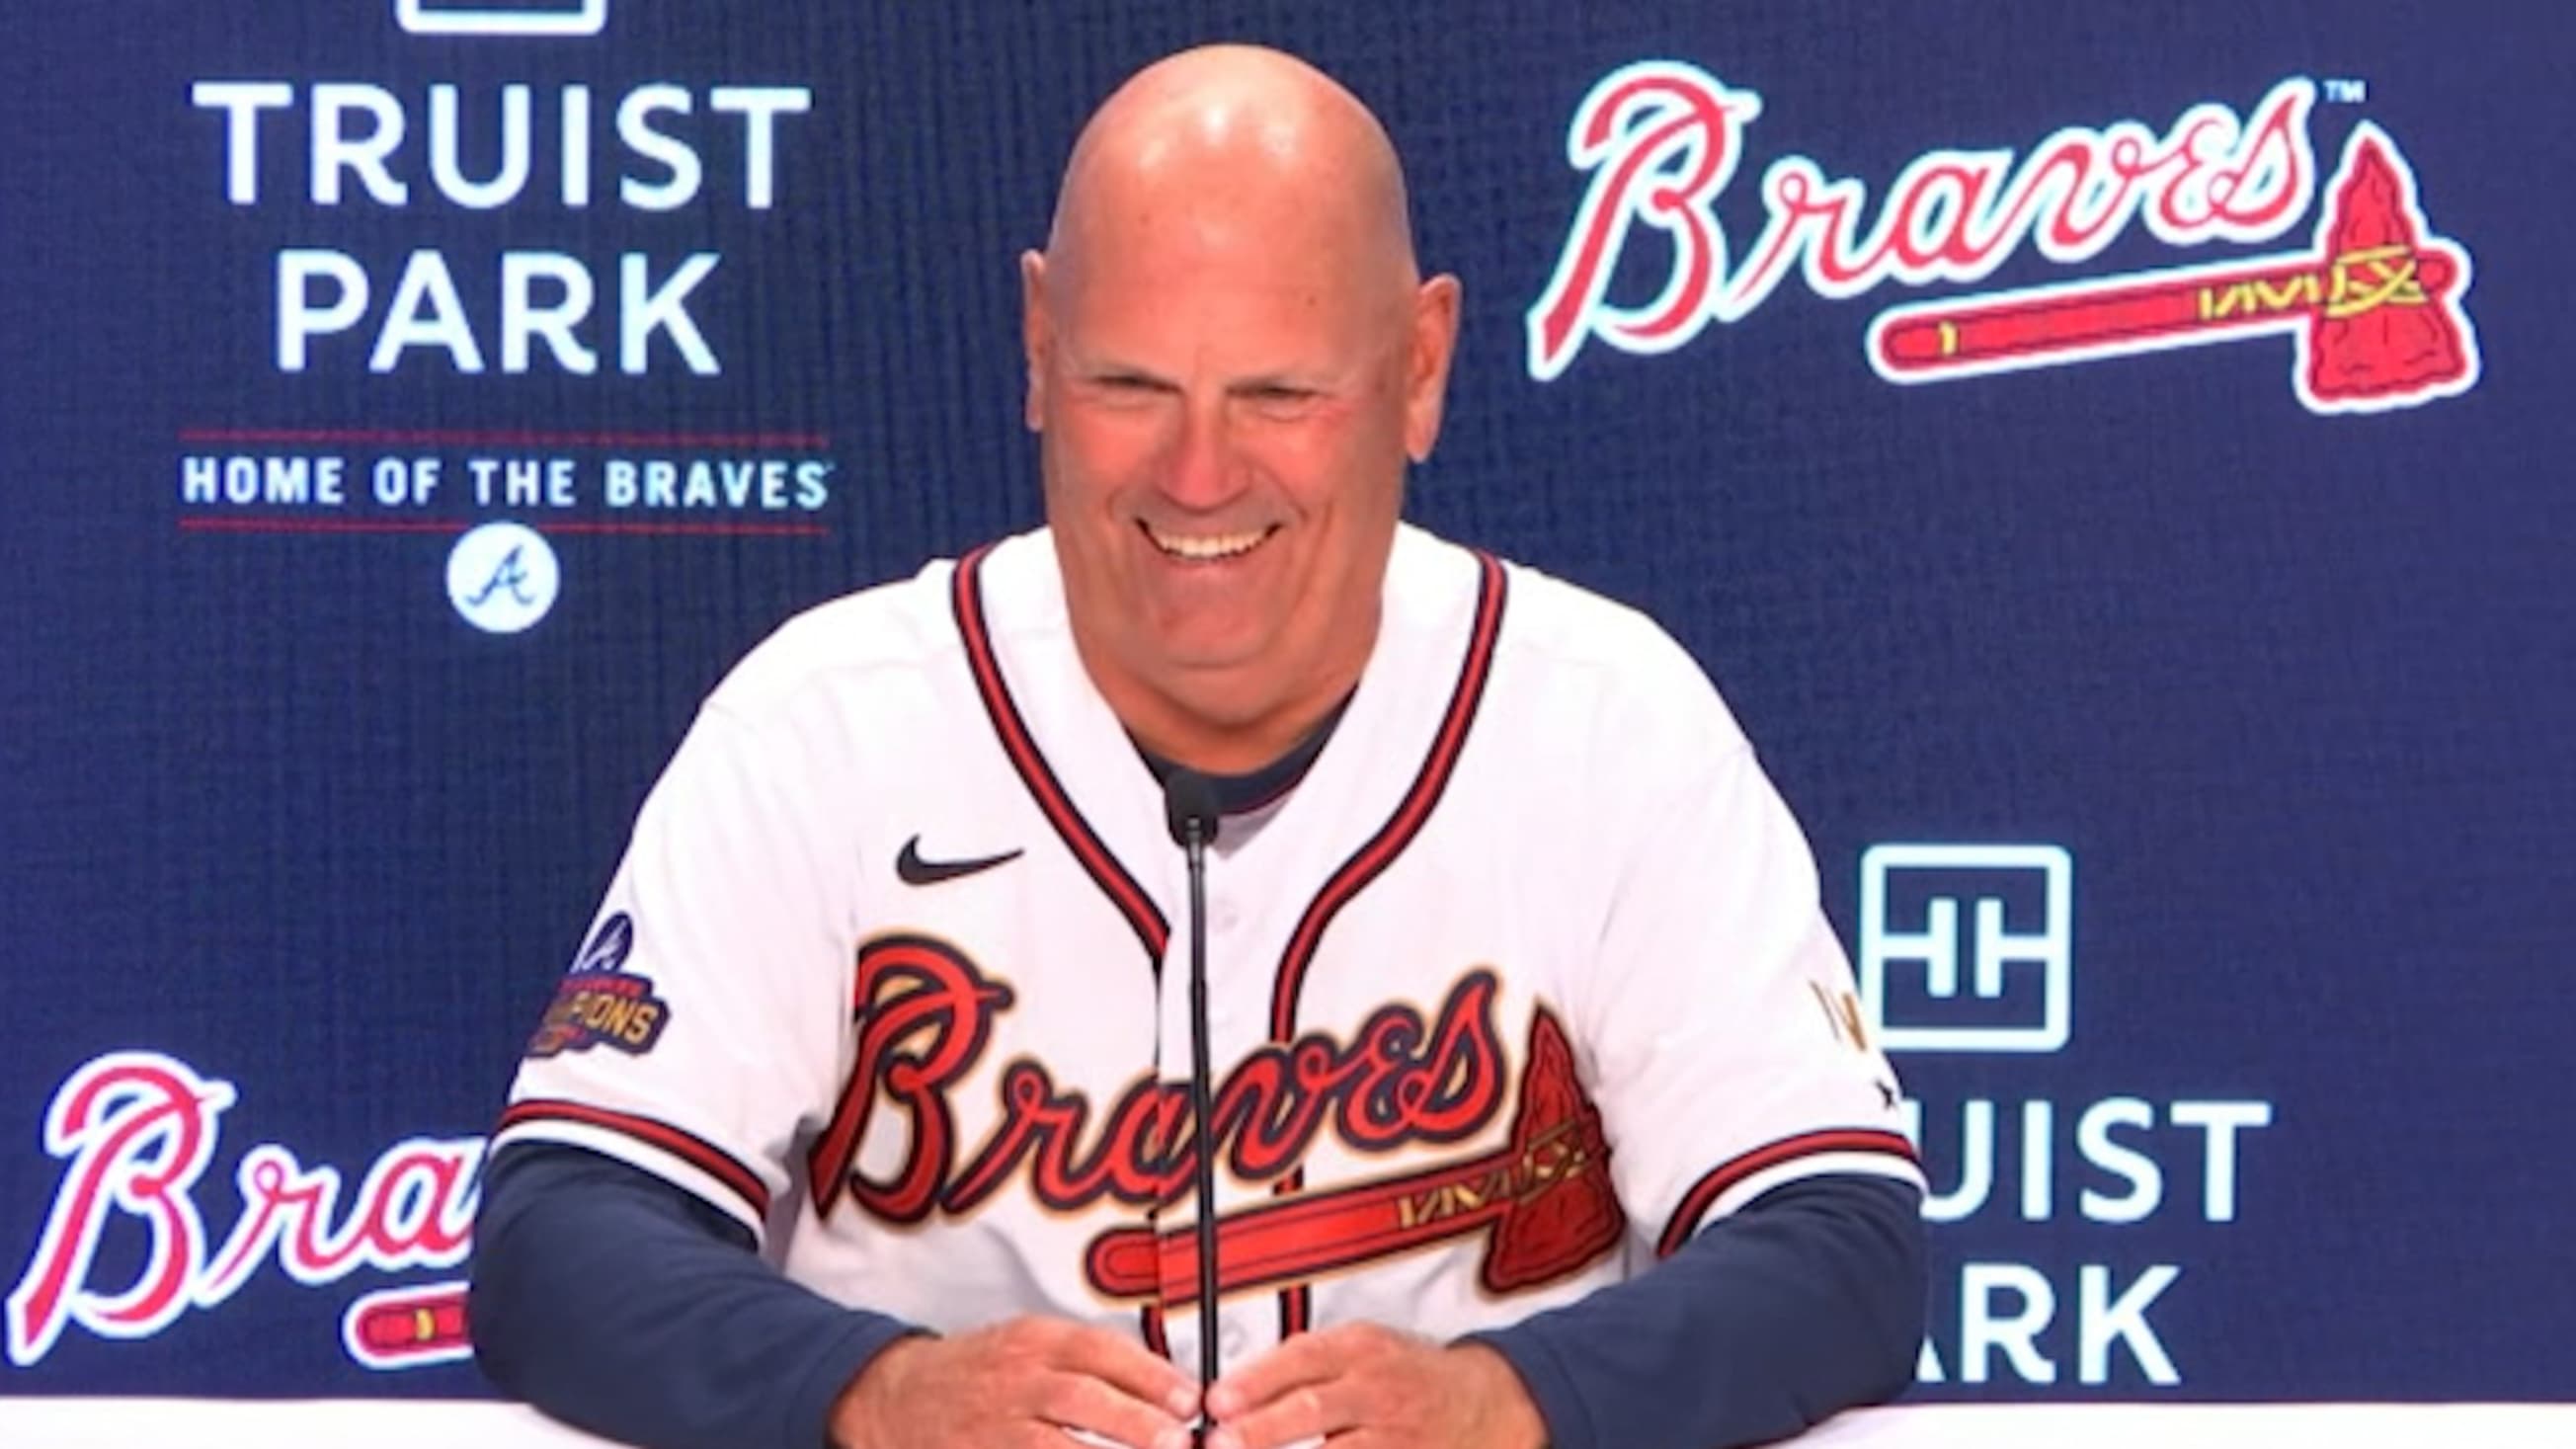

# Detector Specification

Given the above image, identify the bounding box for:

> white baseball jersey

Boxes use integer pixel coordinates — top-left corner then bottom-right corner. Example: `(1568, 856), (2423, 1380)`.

(497, 523), (1920, 1375)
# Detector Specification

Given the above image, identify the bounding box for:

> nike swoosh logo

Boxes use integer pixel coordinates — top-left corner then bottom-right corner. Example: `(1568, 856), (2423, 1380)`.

(896, 836), (1023, 886)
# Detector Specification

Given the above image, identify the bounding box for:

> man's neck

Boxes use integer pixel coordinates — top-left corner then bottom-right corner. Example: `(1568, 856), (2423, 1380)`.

(1112, 670), (1358, 775)
(1073, 605), (1379, 775)
(1131, 686), (1355, 818)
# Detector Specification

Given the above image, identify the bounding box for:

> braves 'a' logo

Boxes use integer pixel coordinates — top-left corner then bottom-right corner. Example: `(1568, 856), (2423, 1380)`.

(807, 936), (1627, 1304)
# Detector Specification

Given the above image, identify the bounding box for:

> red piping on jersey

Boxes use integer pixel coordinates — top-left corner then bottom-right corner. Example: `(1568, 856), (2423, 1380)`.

(952, 544), (1171, 962)
(1655, 1127), (1920, 1257)
(497, 1099), (771, 1224)
(955, 542), (1175, 1356)
(1262, 551), (1509, 1338)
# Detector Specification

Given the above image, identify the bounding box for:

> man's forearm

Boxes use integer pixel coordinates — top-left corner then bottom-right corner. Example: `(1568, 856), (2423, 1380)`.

(470, 1143), (918, 1449)
(1468, 1174), (1926, 1449)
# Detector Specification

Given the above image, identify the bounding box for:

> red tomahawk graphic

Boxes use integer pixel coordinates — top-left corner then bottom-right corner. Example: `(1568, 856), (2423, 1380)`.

(1870, 126), (2477, 413)
(1086, 1010), (1625, 1306)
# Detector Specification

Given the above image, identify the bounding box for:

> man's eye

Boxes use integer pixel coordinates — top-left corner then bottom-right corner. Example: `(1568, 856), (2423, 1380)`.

(1249, 386), (1314, 404)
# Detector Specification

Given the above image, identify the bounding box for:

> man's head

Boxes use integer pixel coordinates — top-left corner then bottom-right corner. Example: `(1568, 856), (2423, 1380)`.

(1021, 44), (1461, 772)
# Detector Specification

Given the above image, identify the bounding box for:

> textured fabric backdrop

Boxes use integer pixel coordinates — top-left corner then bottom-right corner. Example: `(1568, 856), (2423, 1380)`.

(4, 0), (2568, 1405)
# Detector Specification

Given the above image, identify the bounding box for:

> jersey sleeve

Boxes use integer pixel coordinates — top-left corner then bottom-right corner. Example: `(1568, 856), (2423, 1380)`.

(493, 703), (852, 1243)
(1569, 629), (1923, 1255)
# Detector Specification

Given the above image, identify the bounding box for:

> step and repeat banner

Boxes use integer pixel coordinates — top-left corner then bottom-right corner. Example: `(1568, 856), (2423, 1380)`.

(6, 0), (2569, 1425)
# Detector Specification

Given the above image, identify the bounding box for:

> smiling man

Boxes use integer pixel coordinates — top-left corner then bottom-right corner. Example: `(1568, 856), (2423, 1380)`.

(1020, 50), (1445, 777)
(470, 44), (1927, 1449)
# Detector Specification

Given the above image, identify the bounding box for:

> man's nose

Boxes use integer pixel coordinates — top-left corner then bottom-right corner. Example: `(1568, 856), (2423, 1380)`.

(1162, 396), (1239, 510)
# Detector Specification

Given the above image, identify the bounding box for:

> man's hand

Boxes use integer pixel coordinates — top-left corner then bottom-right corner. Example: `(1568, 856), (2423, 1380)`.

(1204, 1323), (1547, 1449)
(830, 1316), (1200, 1449)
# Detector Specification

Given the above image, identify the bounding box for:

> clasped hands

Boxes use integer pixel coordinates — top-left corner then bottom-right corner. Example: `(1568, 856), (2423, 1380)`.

(832, 1315), (1546, 1449)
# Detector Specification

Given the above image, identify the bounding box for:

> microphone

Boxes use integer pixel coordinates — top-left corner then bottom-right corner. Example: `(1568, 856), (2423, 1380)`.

(1161, 769), (1224, 1435)
(1164, 769), (1221, 855)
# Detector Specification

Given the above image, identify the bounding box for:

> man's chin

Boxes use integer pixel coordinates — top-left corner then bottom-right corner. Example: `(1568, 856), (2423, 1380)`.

(1150, 644), (1272, 693)
(1133, 644), (1289, 723)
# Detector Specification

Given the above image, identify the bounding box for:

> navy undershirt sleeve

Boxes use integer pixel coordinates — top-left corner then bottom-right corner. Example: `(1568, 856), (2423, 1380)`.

(469, 1142), (922, 1449)
(1468, 1172), (1926, 1449)
(475, 1141), (1918, 1449)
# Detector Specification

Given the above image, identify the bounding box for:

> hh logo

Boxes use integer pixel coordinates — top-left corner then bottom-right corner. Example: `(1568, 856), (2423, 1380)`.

(1859, 845), (2072, 1054)
(396, 0), (606, 38)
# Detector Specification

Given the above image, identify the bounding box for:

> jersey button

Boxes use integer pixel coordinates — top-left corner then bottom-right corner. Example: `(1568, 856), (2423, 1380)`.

(1220, 1320), (1248, 1360)
(1212, 899), (1241, 932)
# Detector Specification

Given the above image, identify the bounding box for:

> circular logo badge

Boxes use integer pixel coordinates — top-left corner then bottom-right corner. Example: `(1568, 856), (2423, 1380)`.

(445, 522), (561, 634)
(570, 913), (636, 975)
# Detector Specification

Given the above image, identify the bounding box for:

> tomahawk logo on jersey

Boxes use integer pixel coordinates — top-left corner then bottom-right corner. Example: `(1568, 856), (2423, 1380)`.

(496, 524), (1920, 1372)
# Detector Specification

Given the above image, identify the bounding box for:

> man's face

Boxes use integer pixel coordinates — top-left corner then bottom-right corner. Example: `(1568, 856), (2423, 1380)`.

(1022, 194), (1457, 740)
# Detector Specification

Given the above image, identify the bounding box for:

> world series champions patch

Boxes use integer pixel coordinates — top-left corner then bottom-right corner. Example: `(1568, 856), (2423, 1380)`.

(525, 913), (671, 1058)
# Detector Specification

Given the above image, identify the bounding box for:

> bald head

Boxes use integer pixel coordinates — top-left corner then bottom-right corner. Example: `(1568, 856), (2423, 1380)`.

(1017, 45), (1462, 774)
(1045, 45), (1420, 306)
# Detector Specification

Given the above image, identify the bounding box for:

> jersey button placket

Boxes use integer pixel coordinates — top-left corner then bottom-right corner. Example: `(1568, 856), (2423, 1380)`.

(1208, 891), (1242, 1030)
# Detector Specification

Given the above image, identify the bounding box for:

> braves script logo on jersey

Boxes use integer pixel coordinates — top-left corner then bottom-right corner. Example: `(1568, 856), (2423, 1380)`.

(6, 1051), (482, 1371)
(525, 912), (671, 1058)
(1529, 65), (2479, 413)
(806, 936), (1626, 1305)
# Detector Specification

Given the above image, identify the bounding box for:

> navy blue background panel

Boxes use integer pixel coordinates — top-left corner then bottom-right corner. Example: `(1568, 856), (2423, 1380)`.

(5, 0), (2569, 1403)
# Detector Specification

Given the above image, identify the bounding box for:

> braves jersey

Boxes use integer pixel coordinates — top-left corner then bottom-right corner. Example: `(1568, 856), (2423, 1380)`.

(496, 523), (1920, 1376)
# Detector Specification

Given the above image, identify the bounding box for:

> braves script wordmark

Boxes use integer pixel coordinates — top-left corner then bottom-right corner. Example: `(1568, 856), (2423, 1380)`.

(6, 1052), (481, 1371)
(806, 937), (1624, 1305)
(1529, 65), (2477, 411)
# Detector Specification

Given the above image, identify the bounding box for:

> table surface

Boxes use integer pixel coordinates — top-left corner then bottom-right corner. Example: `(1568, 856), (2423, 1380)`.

(3, 1399), (2573, 1449)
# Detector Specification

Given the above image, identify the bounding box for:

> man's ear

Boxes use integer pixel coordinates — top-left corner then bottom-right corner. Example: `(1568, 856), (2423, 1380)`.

(1020, 249), (1051, 433)
(1403, 273), (1463, 463)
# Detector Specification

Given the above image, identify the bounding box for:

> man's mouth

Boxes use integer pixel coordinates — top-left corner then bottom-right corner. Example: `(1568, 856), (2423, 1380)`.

(1140, 521), (1278, 561)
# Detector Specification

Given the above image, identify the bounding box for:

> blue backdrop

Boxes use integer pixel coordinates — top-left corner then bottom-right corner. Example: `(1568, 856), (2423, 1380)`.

(5, 0), (2569, 1406)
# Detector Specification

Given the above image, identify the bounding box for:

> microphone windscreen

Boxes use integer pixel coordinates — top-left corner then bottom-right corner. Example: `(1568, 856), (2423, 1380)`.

(1163, 768), (1222, 848)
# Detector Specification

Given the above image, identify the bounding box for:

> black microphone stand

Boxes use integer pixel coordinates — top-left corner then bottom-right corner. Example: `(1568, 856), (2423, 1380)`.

(1164, 772), (1224, 1446)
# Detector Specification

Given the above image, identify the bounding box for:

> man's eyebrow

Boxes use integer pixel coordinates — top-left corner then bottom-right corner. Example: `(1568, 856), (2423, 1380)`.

(1074, 360), (1330, 394)
(1076, 360), (1175, 386)
(1228, 374), (1325, 395)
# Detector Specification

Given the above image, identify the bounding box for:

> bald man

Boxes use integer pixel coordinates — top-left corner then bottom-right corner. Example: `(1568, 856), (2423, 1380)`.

(1022, 45), (1445, 778)
(470, 45), (1925, 1449)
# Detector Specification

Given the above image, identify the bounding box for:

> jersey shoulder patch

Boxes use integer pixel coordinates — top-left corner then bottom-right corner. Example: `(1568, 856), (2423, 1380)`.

(525, 913), (672, 1059)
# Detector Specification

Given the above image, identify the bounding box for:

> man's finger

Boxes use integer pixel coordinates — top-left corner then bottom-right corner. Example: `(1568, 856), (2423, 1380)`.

(1050, 1323), (1201, 1419)
(1205, 1325), (1373, 1420)
(1032, 1367), (1189, 1449)
(1207, 1379), (1360, 1449)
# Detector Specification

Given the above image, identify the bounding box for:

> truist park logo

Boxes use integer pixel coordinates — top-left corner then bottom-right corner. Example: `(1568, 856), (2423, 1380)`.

(1528, 66), (2479, 413)
(180, 0), (837, 636)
